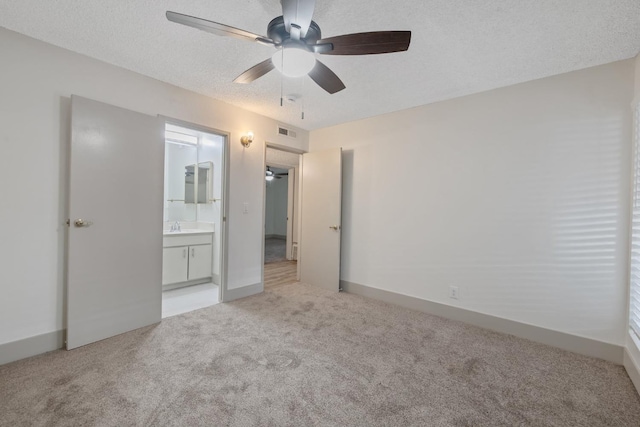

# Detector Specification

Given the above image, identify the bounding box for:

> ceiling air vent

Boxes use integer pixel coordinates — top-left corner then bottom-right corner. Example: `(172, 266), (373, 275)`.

(277, 125), (297, 139)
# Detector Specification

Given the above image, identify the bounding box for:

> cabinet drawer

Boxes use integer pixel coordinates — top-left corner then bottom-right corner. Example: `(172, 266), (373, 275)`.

(163, 233), (212, 248)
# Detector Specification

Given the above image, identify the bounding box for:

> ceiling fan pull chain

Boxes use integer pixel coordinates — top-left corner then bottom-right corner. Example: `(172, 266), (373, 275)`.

(301, 77), (305, 120)
(280, 49), (284, 107)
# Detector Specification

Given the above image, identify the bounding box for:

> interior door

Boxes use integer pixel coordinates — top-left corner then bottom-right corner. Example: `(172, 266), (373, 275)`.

(67, 95), (164, 349)
(300, 148), (342, 291)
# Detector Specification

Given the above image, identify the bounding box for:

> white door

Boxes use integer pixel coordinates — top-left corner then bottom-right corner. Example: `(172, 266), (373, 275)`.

(67, 96), (164, 349)
(300, 148), (342, 291)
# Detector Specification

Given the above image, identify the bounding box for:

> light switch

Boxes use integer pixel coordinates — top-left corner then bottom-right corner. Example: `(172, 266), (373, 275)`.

(243, 202), (249, 214)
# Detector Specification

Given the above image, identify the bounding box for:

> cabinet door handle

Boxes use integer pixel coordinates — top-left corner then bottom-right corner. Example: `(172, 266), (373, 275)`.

(191, 248), (195, 257)
(183, 249), (187, 258)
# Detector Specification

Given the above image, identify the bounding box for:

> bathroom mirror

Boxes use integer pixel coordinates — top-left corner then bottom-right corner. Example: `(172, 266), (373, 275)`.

(164, 142), (197, 222)
(185, 162), (213, 204)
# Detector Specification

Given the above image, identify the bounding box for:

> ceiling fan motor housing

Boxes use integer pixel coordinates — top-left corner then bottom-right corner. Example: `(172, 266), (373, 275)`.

(267, 16), (322, 45)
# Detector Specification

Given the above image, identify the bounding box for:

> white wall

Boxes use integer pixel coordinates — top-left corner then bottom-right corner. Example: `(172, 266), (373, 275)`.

(626, 53), (640, 386)
(0, 28), (308, 346)
(636, 54), (640, 93)
(310, 60), (634, 346)
(265, 177), (288, 237)
(164, 142), (197, 222)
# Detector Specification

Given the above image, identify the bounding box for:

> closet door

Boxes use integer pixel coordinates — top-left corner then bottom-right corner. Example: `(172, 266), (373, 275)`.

(67, 96), (164, 349)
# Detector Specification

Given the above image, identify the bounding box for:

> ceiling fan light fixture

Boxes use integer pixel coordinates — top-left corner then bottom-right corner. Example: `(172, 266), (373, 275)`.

(266, 167), (275, 181)
(272, 47), (316, 77)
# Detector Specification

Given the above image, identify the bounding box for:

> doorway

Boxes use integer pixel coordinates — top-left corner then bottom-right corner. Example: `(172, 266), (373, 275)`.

(265, 166), (289, 263)
(161, 122), (228, 317)
(262, 145), (344, 293)
(263, 147), (301, 289)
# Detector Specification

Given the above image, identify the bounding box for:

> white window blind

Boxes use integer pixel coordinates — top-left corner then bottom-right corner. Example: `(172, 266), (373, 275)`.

(631, 103), (640, 337)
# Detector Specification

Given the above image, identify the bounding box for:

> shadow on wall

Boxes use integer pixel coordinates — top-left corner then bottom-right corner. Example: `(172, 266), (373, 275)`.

(58, 96), (71, 332)
(341, 149), (354, 278)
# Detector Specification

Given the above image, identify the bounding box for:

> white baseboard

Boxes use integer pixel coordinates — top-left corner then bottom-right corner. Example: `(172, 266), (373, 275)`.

(342, 280), (624, 364)
(162, 277), (210, 291)
(0, 330), (65, 366)
(223, 282), (263, 302)
(265, 234), (286, 240)
(2, 281), (264, 364)
(624, 332), (640, 395)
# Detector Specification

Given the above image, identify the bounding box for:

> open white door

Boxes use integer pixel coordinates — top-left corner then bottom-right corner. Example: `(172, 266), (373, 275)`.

(67, 96), (164, 349)
(300, 148), (342, 291)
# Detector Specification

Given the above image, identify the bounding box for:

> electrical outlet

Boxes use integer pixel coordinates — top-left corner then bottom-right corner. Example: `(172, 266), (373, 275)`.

(449, 286), (459, 300)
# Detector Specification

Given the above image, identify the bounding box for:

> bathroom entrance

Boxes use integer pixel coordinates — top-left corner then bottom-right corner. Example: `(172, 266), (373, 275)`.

(161, 121), (228, 318)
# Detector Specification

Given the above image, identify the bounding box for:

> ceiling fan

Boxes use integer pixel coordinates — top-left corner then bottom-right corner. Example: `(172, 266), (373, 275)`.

(166, 0), (411, 94)
(266, 167), (287, 181)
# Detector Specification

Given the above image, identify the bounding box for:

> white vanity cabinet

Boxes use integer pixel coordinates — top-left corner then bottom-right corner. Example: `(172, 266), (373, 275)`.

(162, 246), (189, 285)
(187, 244), (212, 280)
(162, 231), (213, 286)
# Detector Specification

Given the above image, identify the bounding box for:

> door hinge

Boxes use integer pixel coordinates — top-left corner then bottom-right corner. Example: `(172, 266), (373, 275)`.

(223, 216), (227, 222)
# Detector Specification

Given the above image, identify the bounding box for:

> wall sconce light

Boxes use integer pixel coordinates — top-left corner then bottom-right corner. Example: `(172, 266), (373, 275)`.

(240, 131), (254, 148)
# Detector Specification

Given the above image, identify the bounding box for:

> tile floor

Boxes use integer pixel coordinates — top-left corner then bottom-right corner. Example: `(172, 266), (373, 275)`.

(162, 282), (219, 318)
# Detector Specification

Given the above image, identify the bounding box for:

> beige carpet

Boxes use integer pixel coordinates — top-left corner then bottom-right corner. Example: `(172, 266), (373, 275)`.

(1, 283), (639, 426)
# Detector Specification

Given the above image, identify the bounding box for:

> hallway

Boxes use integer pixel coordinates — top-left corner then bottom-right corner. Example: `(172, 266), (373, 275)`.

(264, 260), (297, 289)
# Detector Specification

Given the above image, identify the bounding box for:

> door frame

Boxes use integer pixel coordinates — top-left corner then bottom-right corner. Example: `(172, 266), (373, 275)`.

(160, 116), (231, 303)
(262, 143), (306, 285)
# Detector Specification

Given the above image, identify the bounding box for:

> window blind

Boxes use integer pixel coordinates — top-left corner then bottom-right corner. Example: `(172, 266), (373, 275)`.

(630, 103), (640, 338)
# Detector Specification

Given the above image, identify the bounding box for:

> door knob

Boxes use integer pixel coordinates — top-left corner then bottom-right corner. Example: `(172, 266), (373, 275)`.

(74, 219), (93, 227)
(329, 225), (340, 231)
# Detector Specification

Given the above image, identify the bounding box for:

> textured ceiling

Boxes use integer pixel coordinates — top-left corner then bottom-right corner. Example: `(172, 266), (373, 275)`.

(1, 1), (639, 130)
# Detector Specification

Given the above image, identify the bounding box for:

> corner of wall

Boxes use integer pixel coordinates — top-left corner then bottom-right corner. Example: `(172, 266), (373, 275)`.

(624, 332), (640, 395)
(0, 330), (65, 366)
(223, 282), (263, 302)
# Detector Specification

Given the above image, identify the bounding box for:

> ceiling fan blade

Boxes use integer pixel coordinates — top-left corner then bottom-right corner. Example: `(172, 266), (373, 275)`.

(281, 0), (315, 38)
(166, 11), (274, 45)
(308, 60), (345, 94)
(318, 31), (411, 55)
(233, 58), (275, 84)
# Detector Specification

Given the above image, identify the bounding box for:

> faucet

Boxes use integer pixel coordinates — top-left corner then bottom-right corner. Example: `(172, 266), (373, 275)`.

(170, 221), (181, 232)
